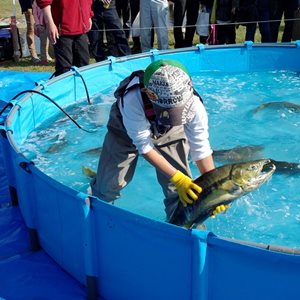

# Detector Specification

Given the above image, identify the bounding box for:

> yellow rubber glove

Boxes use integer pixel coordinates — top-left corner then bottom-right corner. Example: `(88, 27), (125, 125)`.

(210, 204), (230, 218)
(170, 170), (202, 207)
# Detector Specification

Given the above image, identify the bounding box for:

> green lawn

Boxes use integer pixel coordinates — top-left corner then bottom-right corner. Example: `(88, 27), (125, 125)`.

(1, 0), (283, 72)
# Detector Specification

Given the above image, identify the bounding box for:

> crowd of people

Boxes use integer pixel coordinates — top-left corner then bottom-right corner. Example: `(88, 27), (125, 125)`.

(18, 0), (300, 75)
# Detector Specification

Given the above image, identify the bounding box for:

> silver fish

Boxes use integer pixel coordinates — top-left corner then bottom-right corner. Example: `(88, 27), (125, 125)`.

(82, 146), (103, 156)
(253, 101), (300, 114)
(213, 145), (264, 164)
(168, 159), (276, 228)
(270, 160), (300, 176)
(213, 146), (300, 176)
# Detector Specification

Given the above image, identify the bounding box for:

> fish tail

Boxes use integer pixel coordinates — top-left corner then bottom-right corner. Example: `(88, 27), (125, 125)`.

(82, 166), (96, 178)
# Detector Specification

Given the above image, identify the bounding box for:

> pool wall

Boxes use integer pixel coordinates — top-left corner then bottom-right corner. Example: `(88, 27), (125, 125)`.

(2, 42), (300, 300)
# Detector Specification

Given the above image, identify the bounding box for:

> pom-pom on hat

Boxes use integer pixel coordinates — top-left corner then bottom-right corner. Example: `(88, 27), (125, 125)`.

(144, 59), (196, 126)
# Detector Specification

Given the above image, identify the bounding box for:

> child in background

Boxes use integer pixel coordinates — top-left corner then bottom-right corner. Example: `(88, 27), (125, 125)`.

(32, 0), (53, 65)
(18, 0), (39, 63)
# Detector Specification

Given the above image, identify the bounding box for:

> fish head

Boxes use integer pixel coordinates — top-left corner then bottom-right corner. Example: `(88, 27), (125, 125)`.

(231, 159), (276, 192)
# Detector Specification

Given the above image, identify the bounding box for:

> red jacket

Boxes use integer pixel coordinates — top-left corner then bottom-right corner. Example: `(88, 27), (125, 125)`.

(36, 0), (93, 35)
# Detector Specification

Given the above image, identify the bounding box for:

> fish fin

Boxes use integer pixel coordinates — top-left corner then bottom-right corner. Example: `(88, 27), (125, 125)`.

(82, 146), (102, 155)
(82, 166), (96, 178)
(221, 181), (242, 194)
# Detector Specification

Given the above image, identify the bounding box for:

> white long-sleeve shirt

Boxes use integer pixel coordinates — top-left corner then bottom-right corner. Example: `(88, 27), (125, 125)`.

(118, 77), (213, 162)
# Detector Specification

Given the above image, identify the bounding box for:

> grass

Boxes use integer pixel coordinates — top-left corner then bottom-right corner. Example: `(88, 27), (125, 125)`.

(1, 0), (283, 73)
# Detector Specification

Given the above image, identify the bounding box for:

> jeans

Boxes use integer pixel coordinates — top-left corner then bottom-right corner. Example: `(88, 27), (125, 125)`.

(90, 1), (131, 61)
(140, 0), (169, 52)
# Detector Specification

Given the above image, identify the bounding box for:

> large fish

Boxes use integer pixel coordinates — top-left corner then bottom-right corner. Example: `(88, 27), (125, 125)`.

(213, 145), (264, 164)
(270, 160), (300, 175)
(213, 146), (300, 176)
(167, 159), (276, 228)
(253, 101), (300, 114)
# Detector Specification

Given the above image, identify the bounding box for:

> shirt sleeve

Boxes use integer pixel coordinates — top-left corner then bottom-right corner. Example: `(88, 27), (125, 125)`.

(118, 87), (155, 155)
(184, 97), (213, 161)
(36, 0), (52, 9)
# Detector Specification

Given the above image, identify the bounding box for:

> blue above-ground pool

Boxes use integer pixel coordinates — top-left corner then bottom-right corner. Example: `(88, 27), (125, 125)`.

(1, 42), (300, 300)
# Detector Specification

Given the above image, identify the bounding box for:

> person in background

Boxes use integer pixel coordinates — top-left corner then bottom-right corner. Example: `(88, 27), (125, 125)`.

(198, 0), (215, 44)
(116, 0), (131, 39)
(269, 0), (298, 42)
(90, 59), (227, 220)
(214, 0), (236, 45)
(184, 0), (215, 46)
(235, 0), (271, 42)
(130, 0), (142, 53)
(18, 0), (40, 63)
(171, 0), (188, 48)
(32, 0), (53, 65)
(89, 0), (131, 62)
(36, 0), (93, 76)
(292, 0), (300, 40)
(140, 0), (169, 52)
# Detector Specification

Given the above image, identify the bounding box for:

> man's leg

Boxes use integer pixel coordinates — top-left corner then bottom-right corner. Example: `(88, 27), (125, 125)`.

(24, 8), (39, 62)
(172, 0), (187, 48)
(103, 6), (131, 56)
(153, 125), (191, 219)
(151, 0), (169, 50)
(91, 103), (139, 202)
(72, 34), (90, 67)
(184, 0), (200, 46)
(53, 35), (74, 75)
(140, 0), (153, 52)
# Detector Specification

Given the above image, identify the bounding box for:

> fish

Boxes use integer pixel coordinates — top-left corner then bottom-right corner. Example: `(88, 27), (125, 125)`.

(253, 101), (300, 114)
(46, 139), (68, 153)
(270, 160), (300, 175)
(46, 131), (68, 153)
(82, 166), (96, 178)
(82, 145), (264, 162)
(213, 146), (300, 176)
(82, 146), (103, 156)
(167, 159), (276, 228)
(213, 145), (264, 164)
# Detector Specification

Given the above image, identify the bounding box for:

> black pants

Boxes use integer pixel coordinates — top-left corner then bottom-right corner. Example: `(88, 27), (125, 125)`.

(185, 0), (201, 47)
(116, 0), (131, 39)
(54, 34), (90, 76)
(216, 23), (236, 45)
(270, 0), (298, 42)
(172, 0), (187, 48)
(245, 7), (271, 43)
(18, 0), (32, 13)
(90, 1), (131, 61)
(130, 0), (141, 48)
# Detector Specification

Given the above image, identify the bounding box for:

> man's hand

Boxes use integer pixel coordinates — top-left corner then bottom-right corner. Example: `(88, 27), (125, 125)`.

(47, 21), (59, 44)
(170, 170), (202, 207)
(42, 6), (59, 44)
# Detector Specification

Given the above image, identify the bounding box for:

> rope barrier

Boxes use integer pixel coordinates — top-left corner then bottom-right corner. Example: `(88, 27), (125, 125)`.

(88, 16), (300, 33)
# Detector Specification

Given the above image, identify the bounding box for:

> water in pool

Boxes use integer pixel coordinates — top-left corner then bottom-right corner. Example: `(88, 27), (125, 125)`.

(20, 70), (300, 249)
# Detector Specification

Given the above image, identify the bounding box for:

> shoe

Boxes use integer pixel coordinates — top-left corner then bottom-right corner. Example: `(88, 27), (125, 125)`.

(46, 56), (53, 62)
(40, 60), (48, 65)
(31, 56), (40, 64)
